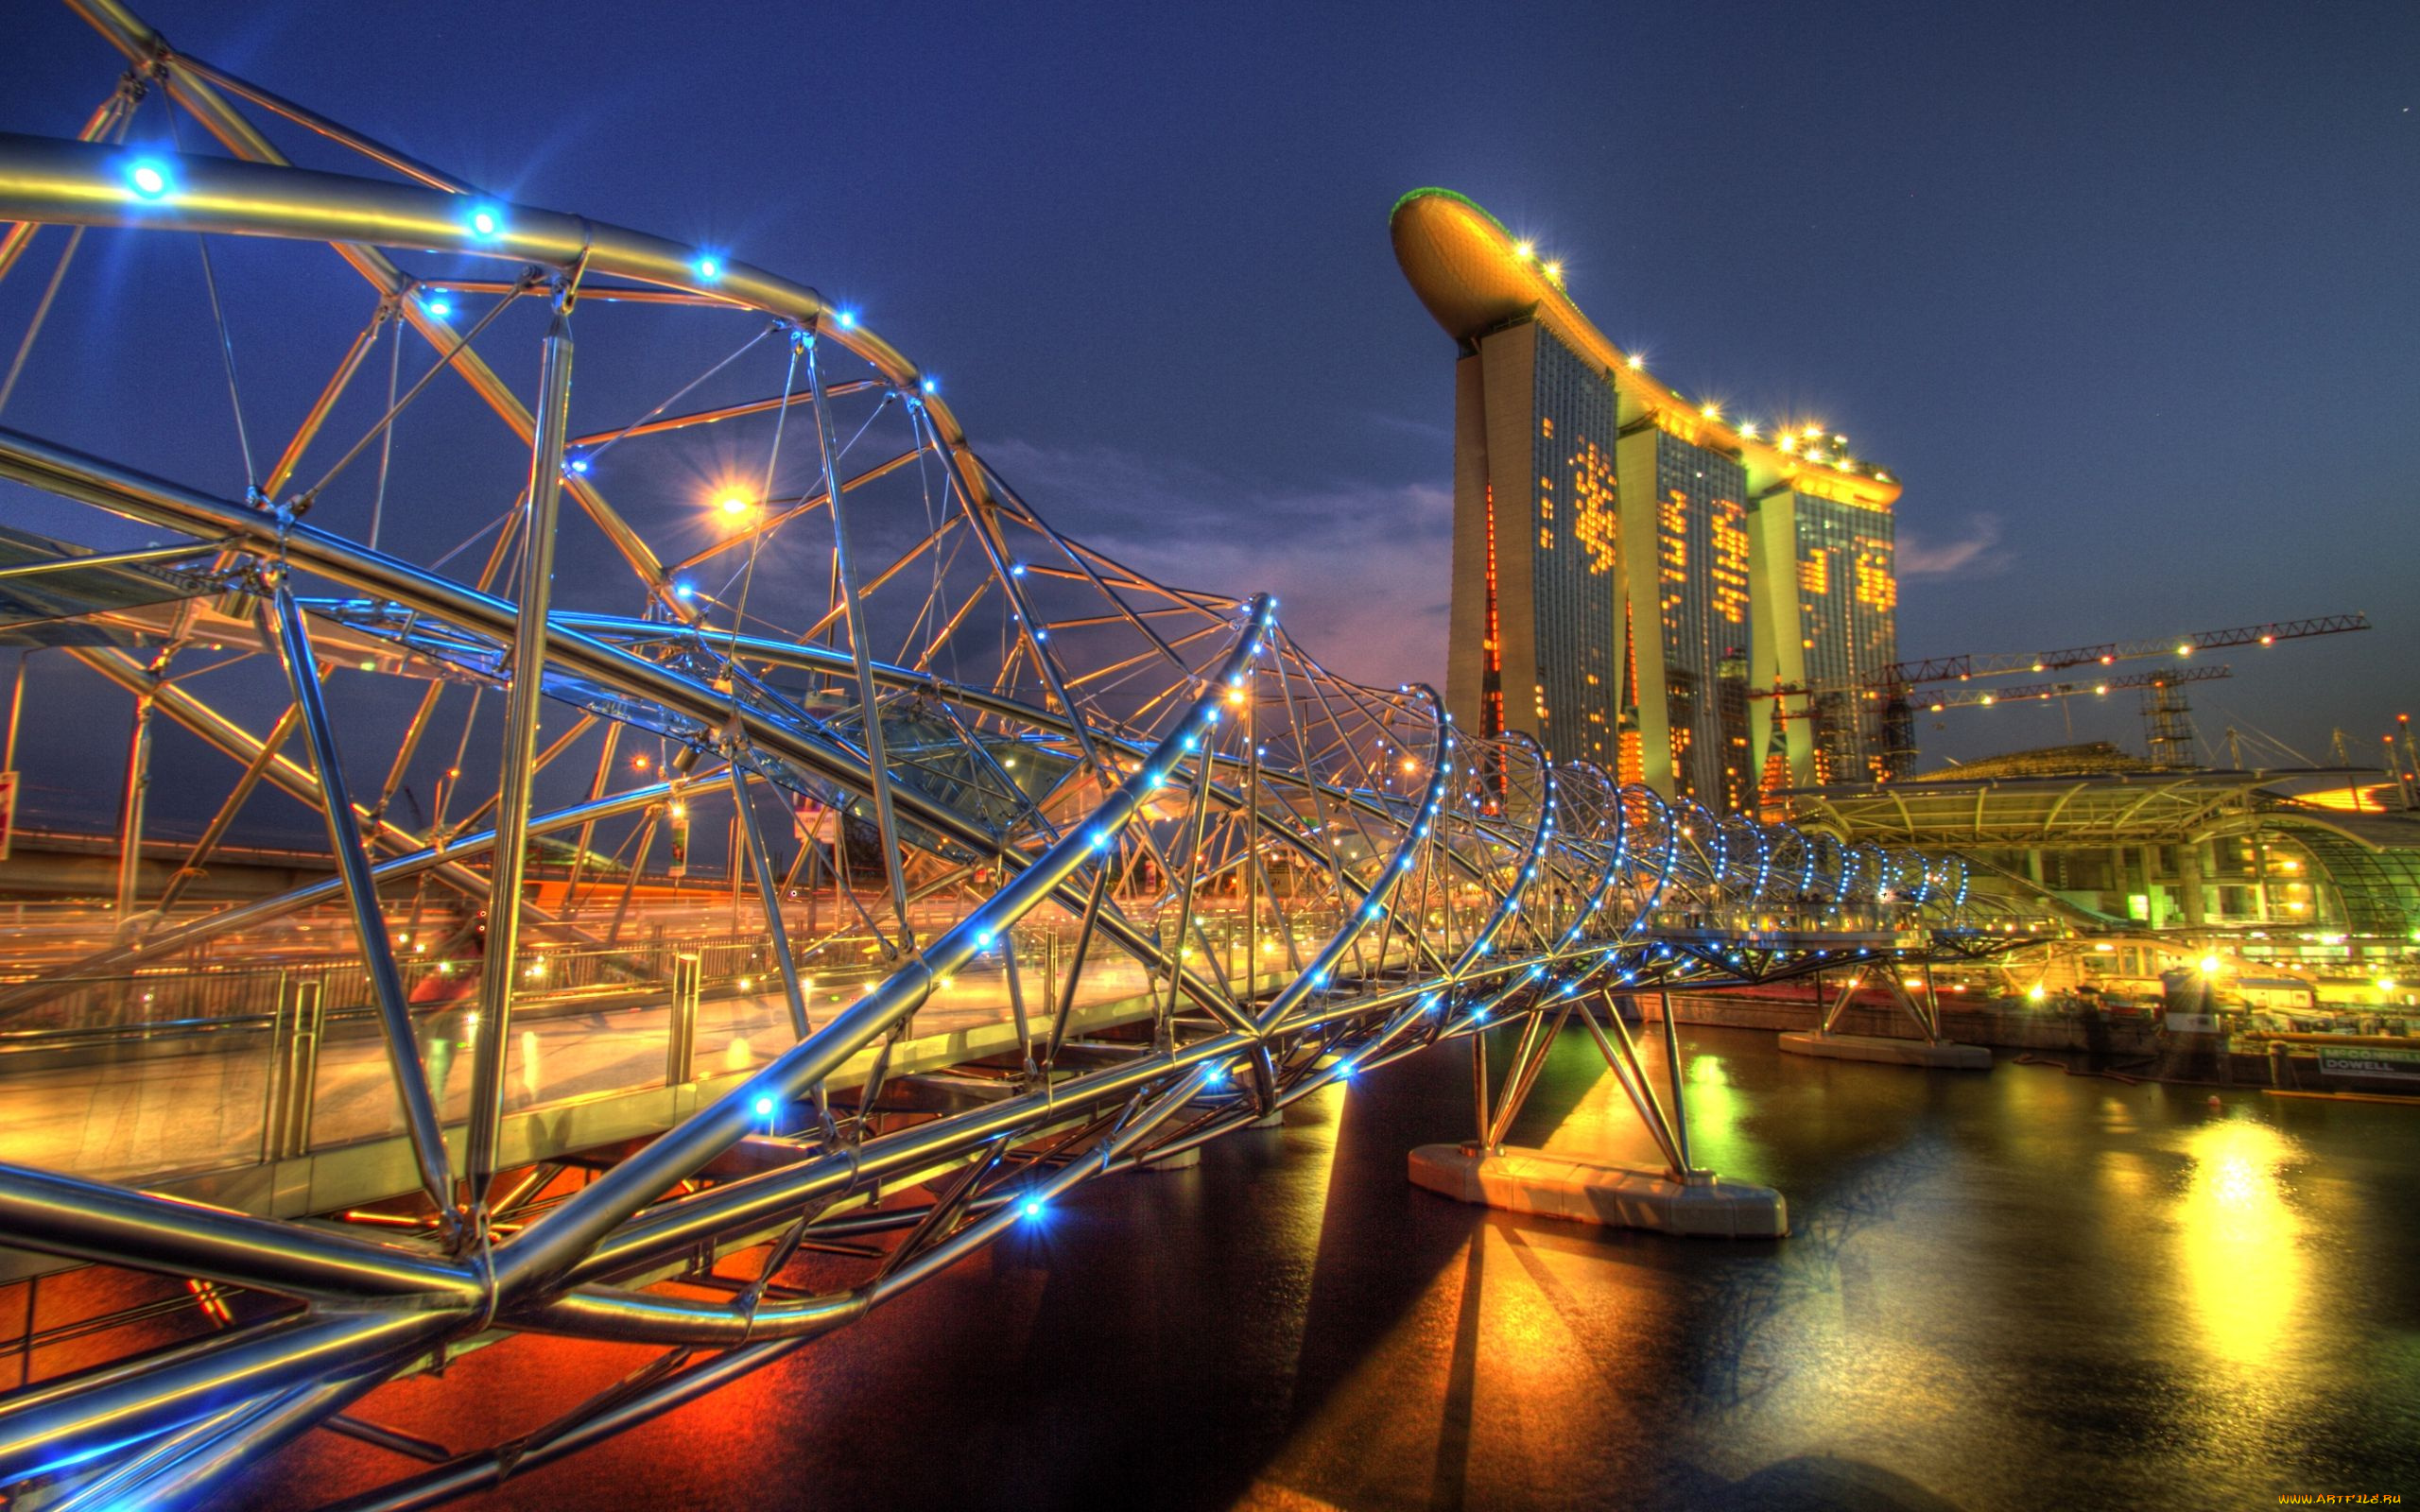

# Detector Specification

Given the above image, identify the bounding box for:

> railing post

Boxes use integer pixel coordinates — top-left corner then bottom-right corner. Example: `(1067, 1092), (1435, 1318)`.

(278, 971), (327, 1160)
(259, 968), (294, 1167)
(665, 953), (700, 1088)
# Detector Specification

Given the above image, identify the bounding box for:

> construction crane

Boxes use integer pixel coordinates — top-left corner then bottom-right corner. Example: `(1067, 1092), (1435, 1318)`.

(1752, 613), (2369, 787)
(1910, 661), (2230, 713)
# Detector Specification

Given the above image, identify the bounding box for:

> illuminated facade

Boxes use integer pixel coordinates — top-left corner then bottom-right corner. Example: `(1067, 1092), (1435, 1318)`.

(1446, 320), (1624, 771)
(1616, 418), (1754, 806)
(1393, 187), (1904, 798)
(1747, 481), (1900, 786)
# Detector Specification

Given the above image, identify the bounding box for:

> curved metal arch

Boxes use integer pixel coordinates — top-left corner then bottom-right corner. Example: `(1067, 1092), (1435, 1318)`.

(0, 26), (2020, 1505)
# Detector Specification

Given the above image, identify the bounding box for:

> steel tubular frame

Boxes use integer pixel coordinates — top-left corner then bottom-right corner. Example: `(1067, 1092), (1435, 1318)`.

(0, 16), (2016, 1506)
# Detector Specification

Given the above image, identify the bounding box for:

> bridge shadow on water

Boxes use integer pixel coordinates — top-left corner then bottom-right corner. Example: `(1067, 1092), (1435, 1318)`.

(243, 1023), (1979, 1512)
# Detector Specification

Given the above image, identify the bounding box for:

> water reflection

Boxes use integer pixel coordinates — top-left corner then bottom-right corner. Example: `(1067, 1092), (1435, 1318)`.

(2174, 1117), (2306, 1368)
(231, 1027), (2417, 1512)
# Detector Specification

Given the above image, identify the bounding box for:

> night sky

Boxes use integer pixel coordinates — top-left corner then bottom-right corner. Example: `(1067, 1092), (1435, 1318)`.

(4, 0), (2414, 776)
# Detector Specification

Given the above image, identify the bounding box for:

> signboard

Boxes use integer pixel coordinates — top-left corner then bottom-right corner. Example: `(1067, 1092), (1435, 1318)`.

(2317, 1045), (2420, 1082)
(793, 792), (839, 844)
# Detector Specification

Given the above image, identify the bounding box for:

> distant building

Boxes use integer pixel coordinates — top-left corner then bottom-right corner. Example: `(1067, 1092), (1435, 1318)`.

(1783, 747), (2420, 959)
(1392, 188), (1903, 802)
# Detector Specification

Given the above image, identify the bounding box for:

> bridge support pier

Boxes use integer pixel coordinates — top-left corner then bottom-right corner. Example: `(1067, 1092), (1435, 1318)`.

(1409, 993), (1785, 1239)
(1779, 957), (1992, 1070)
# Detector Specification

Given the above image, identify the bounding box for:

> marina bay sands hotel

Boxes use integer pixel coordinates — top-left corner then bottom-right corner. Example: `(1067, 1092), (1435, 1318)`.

(1392, 188), (1903, 808)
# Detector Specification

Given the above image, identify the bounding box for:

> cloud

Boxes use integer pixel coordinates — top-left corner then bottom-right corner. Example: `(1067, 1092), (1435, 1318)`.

(978, 439), (1453, 691)
(1896, 513), (2008, 579)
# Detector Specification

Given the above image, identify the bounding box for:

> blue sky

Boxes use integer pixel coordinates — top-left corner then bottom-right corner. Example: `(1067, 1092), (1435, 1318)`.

(4, 0), (2414, 774)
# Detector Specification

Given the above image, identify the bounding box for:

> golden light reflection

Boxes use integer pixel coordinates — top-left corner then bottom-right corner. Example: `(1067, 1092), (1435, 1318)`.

(2174, 1119), (2305, 1368)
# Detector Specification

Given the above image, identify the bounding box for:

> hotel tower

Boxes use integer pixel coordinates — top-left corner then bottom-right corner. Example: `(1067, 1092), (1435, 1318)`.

(1391, 189), (1904, 803)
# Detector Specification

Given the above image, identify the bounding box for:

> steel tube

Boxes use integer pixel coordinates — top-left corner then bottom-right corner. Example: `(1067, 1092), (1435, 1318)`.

(804, 334), (912, 944)
(492, 598), (1270, 1299)
(268, 586), (458, 1229)
(729, 763), (810, 1040)
(0, 1308), (454, 1485)
(0, 1161), (474, 1300)
(1656, 988), (1692, 1171)
(464, 294), (573, 1206)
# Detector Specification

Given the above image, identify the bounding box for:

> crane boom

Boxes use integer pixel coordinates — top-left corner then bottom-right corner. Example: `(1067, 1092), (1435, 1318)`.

(1754, 611), (2369, 702)
(1910, 662), (2229, 712)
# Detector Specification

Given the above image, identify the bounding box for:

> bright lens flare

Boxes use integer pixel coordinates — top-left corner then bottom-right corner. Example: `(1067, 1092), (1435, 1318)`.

(716, 493), (752, 519)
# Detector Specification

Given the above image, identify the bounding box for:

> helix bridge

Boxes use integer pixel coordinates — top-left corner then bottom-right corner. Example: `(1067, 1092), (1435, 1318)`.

(0, 5), (2019, 1505)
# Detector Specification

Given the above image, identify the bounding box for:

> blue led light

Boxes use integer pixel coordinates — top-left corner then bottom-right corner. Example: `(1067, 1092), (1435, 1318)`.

(695, 255), (723, 281)
(754, 1095), (775, 1117)
(564, 453), (590, 475)
(1010, 561), (1027, 576)
(1021, 1198), (1046, 1219)
(674, 582), (696, 600)
(426, 299), (454, 318)
(467, 204), (503, 239)
(920, 376), (938, 394)
(837, 308), (856, 327)
(975, 928), (995, 949)
(126, 158), (173, 199)
(1090, 830), (1109, 850)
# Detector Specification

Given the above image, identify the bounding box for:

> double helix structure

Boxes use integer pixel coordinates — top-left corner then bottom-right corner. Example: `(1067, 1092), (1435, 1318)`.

(0, 5), (2014, 1505)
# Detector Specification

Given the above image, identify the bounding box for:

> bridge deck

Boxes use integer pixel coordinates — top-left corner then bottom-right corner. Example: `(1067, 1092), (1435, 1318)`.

(5, 954), (1222, 1225)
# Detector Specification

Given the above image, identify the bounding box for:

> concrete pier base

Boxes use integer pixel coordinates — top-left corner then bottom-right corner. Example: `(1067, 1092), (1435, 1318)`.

(1248, 1108), (1284, 1128)
(1408, 1143), (1786, 1238)
(1140, 1144), (1201, 1171)
(1778, 1032), (1992, 1071)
